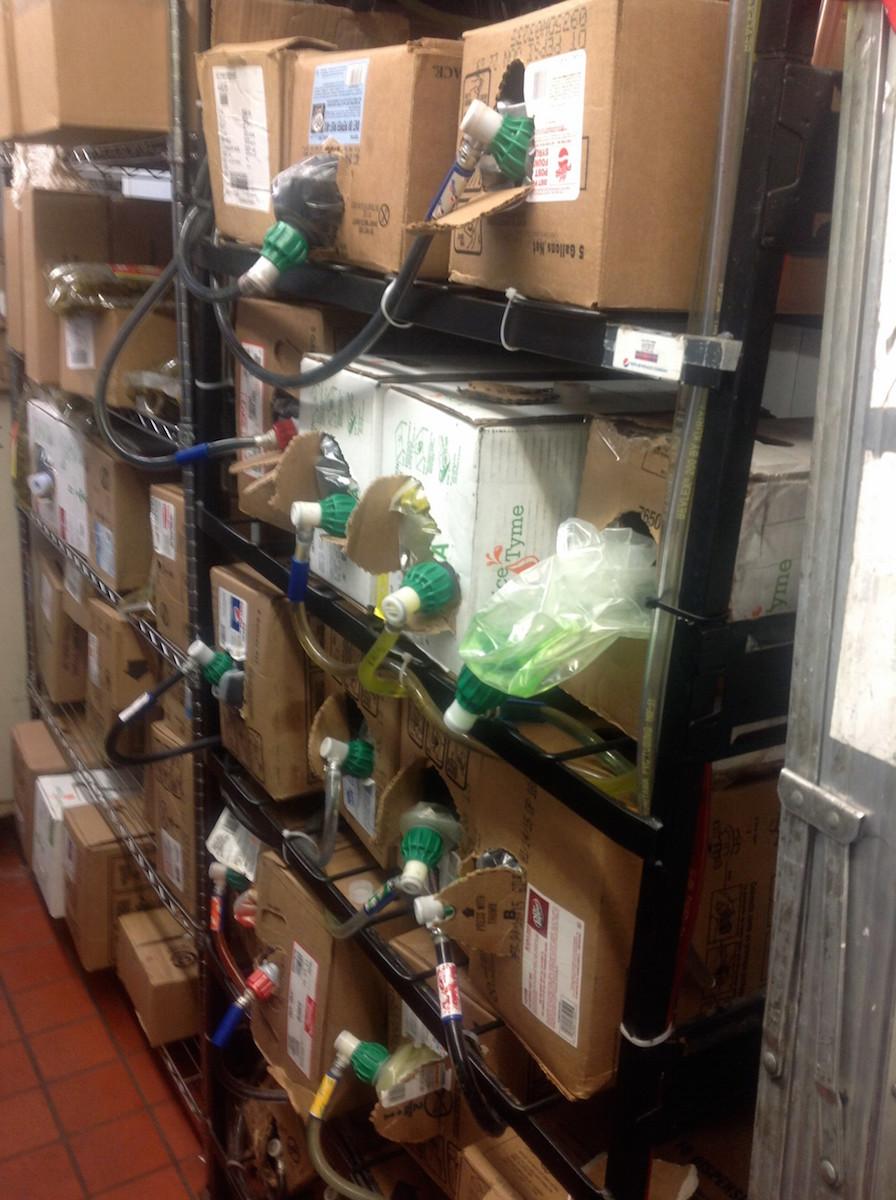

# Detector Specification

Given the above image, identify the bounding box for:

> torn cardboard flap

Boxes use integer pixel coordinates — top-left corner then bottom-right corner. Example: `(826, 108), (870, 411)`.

(408, 185), (532, 233)
(208, 34), (334, 58)
(234, 431), (322, 532)
(436, 865), (522, 957)
(308, 693), (352, 782)
(371, 1096), (446, 1145)
(345, 474), (408, 575)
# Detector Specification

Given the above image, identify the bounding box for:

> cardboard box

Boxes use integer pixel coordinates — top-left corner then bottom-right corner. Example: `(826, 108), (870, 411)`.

(212, 0), (408, 50)
(33, 546), (87, 704)
(161, 678), (193, 744)
(198, 36), (329, 247)
(27, 397), (88, 554)
(32, 773), (88, 918)
(86, 598), (157, 756)
(150, 482), (191, 652)
(85, 441), (153, 594)
(291, 41), (463, 276)
(60, 308), (177, 410)
(63, 804), (155, 971)
(350, 382), (588, 675)
(149, 722), (198, 919)
(400, 701), (642, 1100)
(778, 254), (826, 316)
(60, 561), (97, 631)
(447, 0), (727, 310)
(11, 0), (170, 143)
(0, 0), (18, 140)
(3, 188), (23, 351)
(11, 720), (68, 866)
(677, 769), (780, 1023)
(567, 414), (813, 735)
(211, 563), (325, 799)
(660, 1109), (754, 1200)
(252, 844), (390, 1111)
(116, 908), (201, 1046)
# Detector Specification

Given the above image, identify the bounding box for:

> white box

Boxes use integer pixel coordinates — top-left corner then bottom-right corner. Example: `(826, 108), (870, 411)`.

(33, 773), (89, 918)
(26, 398), (88, 555)
(378, 382), (590, 675)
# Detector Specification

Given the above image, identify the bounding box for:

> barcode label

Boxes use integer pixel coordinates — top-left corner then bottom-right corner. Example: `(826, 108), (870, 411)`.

(150, 496), (177, 560)
(345, 62), (366, 87)
(287, 940), (319, 1078)
(160, 829), (185, 892)
(612, 327), (685, 382)
(342, 775), (377, 837)
(528, 67), (547, 101)
(400, 1002), (443, 1056)
(94, 520), (116, 577)
(521, 885), (584, 1047)
(378, 1059), (452, 1109)
(309, 59), (369, 147)
(212, 64), (271, 213)
(64, 315), (97, 370)
(523, 49), (587, 204)
(87, 632), (100, 687)
(206, 808), (261, 882)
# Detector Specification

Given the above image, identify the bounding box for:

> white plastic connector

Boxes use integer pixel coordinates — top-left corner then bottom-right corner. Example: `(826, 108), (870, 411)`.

(291, 500), (323, 531)
(208, 862), (228, 888)
(188, 639), (215, 667)
(381, 585), (422, 629)
(27, 471), (54, 498)
(258, 962), (280, 988)
(413, 895), (447, 927)
(334, 1029), (361, 1065)
(320, 737), (349, 766)
(461, 98), (503, 147)
(443, 699), (477, 734)
(239, 255), (281, 297)
(399, 859), (431, 897)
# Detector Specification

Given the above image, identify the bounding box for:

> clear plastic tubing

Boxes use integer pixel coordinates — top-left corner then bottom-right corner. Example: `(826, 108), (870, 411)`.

(357, 628), (405, 698)
(636, 0), (753, 814)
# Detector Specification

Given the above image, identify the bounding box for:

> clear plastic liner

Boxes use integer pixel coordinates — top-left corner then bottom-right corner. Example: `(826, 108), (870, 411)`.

(459, 520), (656, 698)
(391, 478), (441, 567)
(314, 434), (357, 498)
(45, 262), (168, 313)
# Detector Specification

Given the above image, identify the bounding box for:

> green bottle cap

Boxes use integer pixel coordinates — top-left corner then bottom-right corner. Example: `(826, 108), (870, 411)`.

(401, 825), (444, 869)
(490, 114), (535, 185)
(455, 665), (506, 716)
(261, 221), (310, 273)
(202, 650), (234, 687)
(344, 738), (375, 779)
(403, 561), (458, 614)
(351, 1041), (390, 1085)
(319, 493), (358, 537)
(225, 868), (251, 894)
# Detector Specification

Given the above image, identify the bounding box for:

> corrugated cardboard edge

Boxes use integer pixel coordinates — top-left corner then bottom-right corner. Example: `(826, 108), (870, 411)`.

(196, 34), (334, 62)
(345, 474), (407, 574)
(408, 185), (532, 233)
(435, 865), (521, 956)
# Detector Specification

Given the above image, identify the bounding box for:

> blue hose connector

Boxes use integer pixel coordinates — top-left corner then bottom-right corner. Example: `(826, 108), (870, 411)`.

(288, 557), (310, 603)
(211, 999), (248, 1048)
(174, 443), (211, 464)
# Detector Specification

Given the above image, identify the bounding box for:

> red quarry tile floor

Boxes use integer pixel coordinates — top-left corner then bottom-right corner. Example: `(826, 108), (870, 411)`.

(0, 820), (205, 1198)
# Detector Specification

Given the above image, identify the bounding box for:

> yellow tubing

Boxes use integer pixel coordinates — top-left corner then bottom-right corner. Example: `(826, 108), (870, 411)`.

(357, 628), (406, 698)
(290, 604), (356, 679)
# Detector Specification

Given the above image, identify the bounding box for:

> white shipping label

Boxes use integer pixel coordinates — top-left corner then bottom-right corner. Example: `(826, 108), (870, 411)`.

(212, 64), (271, 213)
(40, 569), (53, 624)
(400, 1001), (443, 1056)
(309, 59), (369, 146)
(160, 828), (185, 892)
(830, 451), (896, 765)
(612, 327), (685, 382)
(237, 343), (265, 479)
(63, 315), (96, 371)
(63, 561), (84, 604)
(218, 587), (248, 661)
(206, 808), (261, 882)
(524, 49), (587, 203)
(150, 496), (177, 561)
(94, 520), (116, 577)
(342, 775), (377, 837)
(87, 631), (100, 687)
(521, 885), (584, 1047)
(286, 941), (319, 1078)
(378, 1060), (452, 1109)
(0, 289), (7, 318)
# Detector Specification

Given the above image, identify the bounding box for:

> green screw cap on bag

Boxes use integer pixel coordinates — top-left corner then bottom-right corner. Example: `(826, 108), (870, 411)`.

(351, 1041), (390, 1085)
(445, 666), (507, 734)
(202, 650), (235, 688)
(491, 114), (535, 185)
(401, 825), (444, 869)
(260, 221), (310, 273)
(343, 738), (375, 779)
(319, 493), (358, 537)
(404, 561), (458, 613)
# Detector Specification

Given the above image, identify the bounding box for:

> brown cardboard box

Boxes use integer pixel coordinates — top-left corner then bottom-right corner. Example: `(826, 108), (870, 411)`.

(60, 560), (97, 631)
(212, 0), (408, 50)
(33, 547), (87, 704)
(310, 626), (404, 867)
(60, 308), (177, 410)
(567, 414), (812, 735)
(3, 188), (23, 351)
(197, 36), (330, 247)
(660, 1108), (754, 1200)
(63, 804), (155, 971)
(0, 0), (18, 139)
(401, 702), (642, 1101)
(211, 563), (325, 799)
(10, 720), (68, 865)
(150, 482), (191, 652)
(11, 0), (170, 143)
(291, 41), (463, 277)
(161, 679), (193, 743)
(149, 722), (198, 919)
(234, 299), (363, 516)
(116, 908), (200, 1046)
(252, 844), (390, 1111)
(85, 441), (153, 594)
(86, 598), (157, 756)
(676, 769), (780, 1023)
(778, 254), (827, 316)
(447, 0), (727, 310)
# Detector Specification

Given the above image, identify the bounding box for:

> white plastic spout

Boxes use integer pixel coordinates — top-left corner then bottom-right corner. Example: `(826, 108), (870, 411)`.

(188, 639), (215, 667)
(443, 699), (477, 734)
(461, 98), (503, 148)
(333, 1029), (361, 1066)
(413, 894), (447, 927)
(239, 255), (281, 297)
(320, 737), (349, 766)
(208, 861), (228, 889)
(27, 471), (54, 498)
(381, 585), (422, 629)
(258, 962), (280, 989)
(291, 500), (323, 531)
(399, 859), (431, 897)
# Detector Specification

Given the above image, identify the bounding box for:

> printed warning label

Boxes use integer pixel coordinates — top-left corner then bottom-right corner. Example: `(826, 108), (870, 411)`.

(309, 59), (369, 146)
(218, 587), (247, 661)
(524, 49), (586, 204)
(286, 941), (319, 1078)
(150, 496), (177, 560)
(521, 884), (583, 1046)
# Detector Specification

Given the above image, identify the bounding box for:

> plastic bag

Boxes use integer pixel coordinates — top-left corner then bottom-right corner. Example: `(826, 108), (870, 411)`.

(459, 519), (656, 697)
(45, 262), (168, 313)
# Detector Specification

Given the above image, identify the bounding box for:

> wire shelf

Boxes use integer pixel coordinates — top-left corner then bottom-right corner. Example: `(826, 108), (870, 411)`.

(158, 1036), (205, 1129)
(113, 406), (181, 445)
(21, 505), (190, 674)
(29, 678), (202, 935)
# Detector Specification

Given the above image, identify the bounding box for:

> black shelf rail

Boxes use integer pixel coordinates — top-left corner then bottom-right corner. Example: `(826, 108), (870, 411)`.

(210, 749), (763, 1200)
